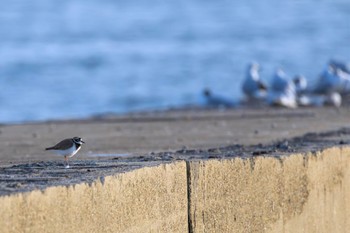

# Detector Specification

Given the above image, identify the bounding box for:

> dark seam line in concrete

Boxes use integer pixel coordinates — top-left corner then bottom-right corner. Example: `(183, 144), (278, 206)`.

(186, 160), (193, 233)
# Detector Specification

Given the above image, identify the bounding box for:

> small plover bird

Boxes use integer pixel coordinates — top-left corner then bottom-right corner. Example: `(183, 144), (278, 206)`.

(242, 62), (267, 100)
(45, 137), (85, 168)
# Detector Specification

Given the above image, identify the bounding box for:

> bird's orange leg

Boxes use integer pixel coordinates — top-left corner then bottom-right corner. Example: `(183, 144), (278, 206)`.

(64, 156), (70, 169)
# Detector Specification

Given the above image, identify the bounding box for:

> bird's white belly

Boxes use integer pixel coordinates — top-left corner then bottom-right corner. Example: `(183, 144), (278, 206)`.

(53, 145), (80, 157)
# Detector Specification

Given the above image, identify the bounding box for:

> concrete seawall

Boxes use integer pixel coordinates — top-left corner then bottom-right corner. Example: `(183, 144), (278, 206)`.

(188, 147), (350, 232)
(0, 162), (188, 233)
(1, 147), (349, 232)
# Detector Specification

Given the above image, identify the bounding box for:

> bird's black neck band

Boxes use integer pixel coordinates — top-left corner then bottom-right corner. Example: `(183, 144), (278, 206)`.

(74, 142), (82, 149)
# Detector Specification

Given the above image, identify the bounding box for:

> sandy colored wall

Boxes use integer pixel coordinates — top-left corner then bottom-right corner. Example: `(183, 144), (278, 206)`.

(1, 147), (349, 233)
(0, 162), (188, 233)
(188, 147), (350, 233)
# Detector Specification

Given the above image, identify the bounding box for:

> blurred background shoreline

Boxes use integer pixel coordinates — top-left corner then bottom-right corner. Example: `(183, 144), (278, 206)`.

(0, 0), (349, 124)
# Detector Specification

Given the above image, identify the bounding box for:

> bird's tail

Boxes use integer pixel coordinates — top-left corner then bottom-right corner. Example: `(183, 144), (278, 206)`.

(45, 147), (54, 150)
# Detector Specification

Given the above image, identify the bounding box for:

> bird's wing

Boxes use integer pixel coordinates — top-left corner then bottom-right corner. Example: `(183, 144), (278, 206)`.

(50, 138), (73, 150)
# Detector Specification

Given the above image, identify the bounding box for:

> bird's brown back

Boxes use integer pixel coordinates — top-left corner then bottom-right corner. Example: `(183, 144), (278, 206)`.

(46, 138), (73, 150)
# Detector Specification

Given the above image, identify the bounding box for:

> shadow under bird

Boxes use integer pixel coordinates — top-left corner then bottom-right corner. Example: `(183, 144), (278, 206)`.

(45, 137), (85, 168)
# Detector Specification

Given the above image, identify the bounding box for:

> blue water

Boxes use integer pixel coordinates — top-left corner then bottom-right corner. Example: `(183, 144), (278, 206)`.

(0, 0), (349, 123)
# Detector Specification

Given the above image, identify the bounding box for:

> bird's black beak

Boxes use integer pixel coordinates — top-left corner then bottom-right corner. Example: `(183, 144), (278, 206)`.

(82, 140), (85, 144)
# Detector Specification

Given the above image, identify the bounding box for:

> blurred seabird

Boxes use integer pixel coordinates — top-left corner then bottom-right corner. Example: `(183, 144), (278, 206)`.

(314, 64), (350, 94)
(242, 62), (267, 100)
(293, 75), (308, 95)
(202, 88), (237, 108)
(329, 59), (350, 74)
(267, 69), (297, 108)
(325, 92), (342, 107)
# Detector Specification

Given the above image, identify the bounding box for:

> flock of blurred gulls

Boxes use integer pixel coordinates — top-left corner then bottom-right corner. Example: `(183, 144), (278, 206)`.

(202, 59), (350, 109)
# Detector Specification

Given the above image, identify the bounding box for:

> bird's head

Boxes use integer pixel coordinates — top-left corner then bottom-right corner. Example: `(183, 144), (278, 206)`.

(73, 137), (85, 145)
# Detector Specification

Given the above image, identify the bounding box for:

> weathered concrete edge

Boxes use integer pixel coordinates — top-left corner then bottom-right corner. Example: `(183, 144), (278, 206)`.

(0, 161), (188, 233)
(1, 146), (350, 233)
(188, 146), (350, 233)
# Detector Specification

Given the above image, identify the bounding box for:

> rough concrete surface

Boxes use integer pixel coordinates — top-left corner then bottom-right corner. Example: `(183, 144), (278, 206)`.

(0, 162), (188, 233)
(1, 107), (350, 164)
(188, 147), (350, 233)
(1, 107), (350, 232)
(275, 147), (350, 233)
(0, 160), (156, 196)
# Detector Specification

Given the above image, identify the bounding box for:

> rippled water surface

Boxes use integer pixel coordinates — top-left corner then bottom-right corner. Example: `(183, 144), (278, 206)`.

(0, 0), (349, 122)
